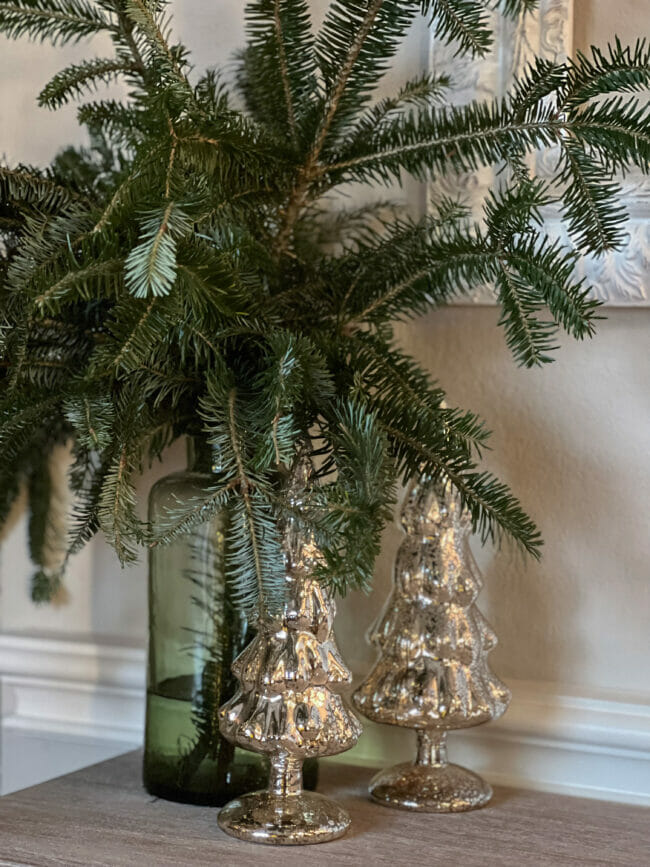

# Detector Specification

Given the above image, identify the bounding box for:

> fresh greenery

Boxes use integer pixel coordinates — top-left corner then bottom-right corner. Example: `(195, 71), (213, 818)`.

(1, 1), (648, 610)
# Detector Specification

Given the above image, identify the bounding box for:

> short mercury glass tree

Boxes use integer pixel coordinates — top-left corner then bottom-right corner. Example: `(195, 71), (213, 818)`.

(218, 457), (362, 845)
(354, 475), (510, 812)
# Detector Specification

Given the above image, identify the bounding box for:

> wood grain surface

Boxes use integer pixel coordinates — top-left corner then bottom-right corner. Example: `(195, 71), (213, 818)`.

(0, 751), (648, 866)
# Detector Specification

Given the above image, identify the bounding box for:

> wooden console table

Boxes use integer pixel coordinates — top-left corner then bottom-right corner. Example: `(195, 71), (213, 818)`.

(0, 751), (647, 865)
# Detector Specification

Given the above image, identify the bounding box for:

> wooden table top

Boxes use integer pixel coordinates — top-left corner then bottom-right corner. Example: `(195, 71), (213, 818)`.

(0, 751), (647, 866)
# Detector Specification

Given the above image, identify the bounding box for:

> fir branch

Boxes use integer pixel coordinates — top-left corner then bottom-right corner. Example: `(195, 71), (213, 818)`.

(561, 38), (650, 109)
(0, 165), (82, 210)
(495, 257), (556, 367)
(34, 258), (123, 311)
(312, 400), (395, 594)
(495, 0), (538, 15)
(98, 444), (140, 563)
(225, 387), (280, 613)
(125, 204), (192, 298)
(0, 0), (110, 45)
(148, 480), (237, 545)
(275, 0), (417, 252)
(426, 0), (493, 57)
(124, 0), (200, 112)
(66, 450), (108, 556)
(321, 100), (560, 182)
(242, 1), (316, 144)
(109, 297), (163, 371)
(558, 140), (627, 254)
(64, 394), (114, 450)
(38, 58), (141, 110)
(382, 422), (542, 557)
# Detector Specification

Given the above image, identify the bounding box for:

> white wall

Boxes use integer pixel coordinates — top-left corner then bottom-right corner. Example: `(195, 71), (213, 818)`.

(1, 2), (649, 801)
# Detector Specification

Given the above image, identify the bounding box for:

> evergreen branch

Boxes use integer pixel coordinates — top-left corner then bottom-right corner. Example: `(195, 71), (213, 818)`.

(559, 140), (627, 254)
(344, 72), (451, 145)
(274, 0), (416, 253)
(561, 38), (650, 109)
(0, 395), (62, 462)
(66, 450), (108, 556)
(495, 257), (555, 367)
(38, 58), (140, 110)
(321, 102), (560, 181)
(77, 99), (148, 148)
(64, 394), (114, 450)
(349, 335), (490, 457)
(227, 388), (272, 614)
(92, 164), (144, 233)
(311, 400), (395, 594)
(124, 0), (201, 112)
(0, 0), (110, 45)
(111, 297), (159, 370)
(272, 0), (297, 139)
(33, 258), (123, 311)
(382, 422), (542, 557)
(148, 480), (237, 545)
(426, 0), (493, 57)
(508, 241), (601, 340)
(111, 1), (148, 77)
(495, 0), (538, 15)
(98, 444), (140, 563)
(225, 489), (285, 614)
(0, 165), (81, 209)
(314, 0), (386, 153)
(125, 204), (192, 298)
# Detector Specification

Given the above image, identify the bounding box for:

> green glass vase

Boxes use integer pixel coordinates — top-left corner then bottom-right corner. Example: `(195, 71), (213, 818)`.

(143, 439), (317, 805)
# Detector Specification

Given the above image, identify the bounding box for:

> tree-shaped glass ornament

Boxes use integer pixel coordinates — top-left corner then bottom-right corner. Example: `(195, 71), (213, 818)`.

(218, 457), (362, 845)
(353, 475), (510, 812)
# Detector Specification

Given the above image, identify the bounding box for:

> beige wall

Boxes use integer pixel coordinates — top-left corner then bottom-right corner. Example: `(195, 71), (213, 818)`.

(574, 0), (648, 53)
(1, 4), (648, 704)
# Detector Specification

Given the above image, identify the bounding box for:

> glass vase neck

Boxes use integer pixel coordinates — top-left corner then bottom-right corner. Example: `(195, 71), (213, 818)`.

(186, 436), (221, 474)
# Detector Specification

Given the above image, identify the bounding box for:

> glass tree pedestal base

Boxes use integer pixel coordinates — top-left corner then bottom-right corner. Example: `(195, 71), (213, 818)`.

(218, 790), (351, 845)
(368, 730), (492, 813)
(218, 754), (350, 846)
(369, 761), (492, 813)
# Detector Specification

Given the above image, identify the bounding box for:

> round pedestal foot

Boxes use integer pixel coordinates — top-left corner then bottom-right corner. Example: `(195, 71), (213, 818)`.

(218, 790), (351, 845)
(369, 762), (492, 812)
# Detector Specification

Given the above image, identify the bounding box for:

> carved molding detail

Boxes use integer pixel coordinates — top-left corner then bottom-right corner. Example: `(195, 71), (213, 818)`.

(429, 0), (650, 306)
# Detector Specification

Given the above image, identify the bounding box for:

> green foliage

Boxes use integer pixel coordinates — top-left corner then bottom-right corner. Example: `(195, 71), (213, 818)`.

(240, 1), (317, 145)
(125, 205), (193, 298)
(1, 1), (648, 612)
(424, 0), (493, 57)
(0, 0), (110, 45)
(38, 57), (141, 109)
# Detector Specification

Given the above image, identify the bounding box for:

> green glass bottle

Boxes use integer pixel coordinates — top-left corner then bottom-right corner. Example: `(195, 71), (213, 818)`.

(143, 438), (317, 805)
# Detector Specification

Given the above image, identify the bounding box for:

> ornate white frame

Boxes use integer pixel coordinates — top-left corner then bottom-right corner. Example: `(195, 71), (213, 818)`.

(429, 0), (650, 306)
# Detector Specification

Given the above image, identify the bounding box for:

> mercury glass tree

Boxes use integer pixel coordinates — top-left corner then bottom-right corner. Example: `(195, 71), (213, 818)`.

(218, 457), (362, 844)
(354, 475), (510, 811)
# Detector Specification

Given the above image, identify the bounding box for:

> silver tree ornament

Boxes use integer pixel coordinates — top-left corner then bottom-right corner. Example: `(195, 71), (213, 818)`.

(218, 456), (362, 844)
(353, 474), (510, 812)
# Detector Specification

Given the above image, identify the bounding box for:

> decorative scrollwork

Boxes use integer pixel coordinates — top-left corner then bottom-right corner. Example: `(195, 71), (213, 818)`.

(429, 0), (649, 306)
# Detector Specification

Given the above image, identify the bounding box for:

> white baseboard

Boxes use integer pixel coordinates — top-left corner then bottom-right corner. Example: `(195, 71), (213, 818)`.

(1, 633), (649, 805)
(338, 678), (650, 806)
(0, 633), (145, 744)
